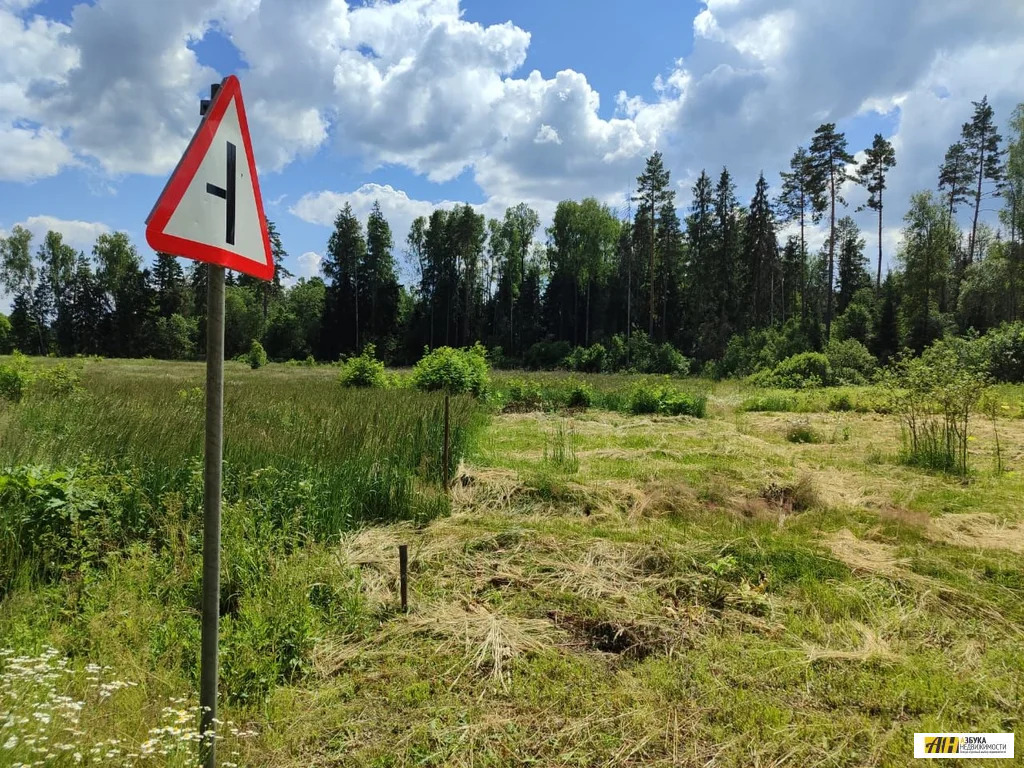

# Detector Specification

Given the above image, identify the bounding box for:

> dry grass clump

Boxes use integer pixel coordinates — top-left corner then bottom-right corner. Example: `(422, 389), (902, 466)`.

(802, 622), (901, 665)
(927, 513), (1024, 554)
(758, 473), (819, 513)
(827, 529), (909, 579)
(384, 602), (564, 689)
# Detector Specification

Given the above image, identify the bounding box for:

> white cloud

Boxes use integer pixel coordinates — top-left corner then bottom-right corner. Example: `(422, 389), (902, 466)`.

(15, 215), (111, 251)
(294, 251), (322, 280)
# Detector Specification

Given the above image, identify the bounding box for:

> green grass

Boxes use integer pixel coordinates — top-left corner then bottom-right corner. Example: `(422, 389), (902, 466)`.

(1, 359), (1023, 766)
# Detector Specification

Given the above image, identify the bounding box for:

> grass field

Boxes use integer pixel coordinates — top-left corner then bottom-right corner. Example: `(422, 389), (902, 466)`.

(1, 357), (1023, 766)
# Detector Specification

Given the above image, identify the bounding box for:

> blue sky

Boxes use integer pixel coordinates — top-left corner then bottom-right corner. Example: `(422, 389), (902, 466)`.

(1, 0), (1022, 287)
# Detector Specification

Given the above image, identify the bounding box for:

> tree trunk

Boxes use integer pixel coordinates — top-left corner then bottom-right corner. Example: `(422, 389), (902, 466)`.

(826, 167), (836, 340)
(876, 185), (883, 290)
(969, 135), (985, 265)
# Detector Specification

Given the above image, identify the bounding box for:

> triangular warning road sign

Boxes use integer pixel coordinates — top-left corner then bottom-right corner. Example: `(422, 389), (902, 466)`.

(146, 75), (273, 281)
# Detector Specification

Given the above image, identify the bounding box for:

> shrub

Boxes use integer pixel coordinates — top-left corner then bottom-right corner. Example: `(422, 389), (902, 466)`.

(339, 344), (387, 388)
(825, 339), (876, 385)
(751, 352), (832, 389)
(412, 344), (490, 396)
(0, 364), (29, 403)
(880, 340), (989, 476)
(741, 393), (799, 412)
(33, 363), (81, 398)
(827, 392), (854, 412)
(523, 340), (571, 370)
(565, 378), (594, 409)
(503, 378), (544, 411)
(978, 322), (1024, 383)
(649, 343), (690, 375)
(628, 383), (706, 417)
(564, 343), (608, 373)
(628, 383), (661, 414)
(246, 339), (268, 369)
(785, 419), (821, 444)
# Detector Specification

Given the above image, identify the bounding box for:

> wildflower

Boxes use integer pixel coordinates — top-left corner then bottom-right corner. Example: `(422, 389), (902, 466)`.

(3, 736), (18, 749)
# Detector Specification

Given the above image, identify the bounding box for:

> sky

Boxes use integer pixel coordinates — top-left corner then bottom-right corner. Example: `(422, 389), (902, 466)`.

(1, 0), (1023, 289)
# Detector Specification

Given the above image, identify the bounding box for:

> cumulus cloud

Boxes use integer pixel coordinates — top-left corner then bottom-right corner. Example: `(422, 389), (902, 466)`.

(4, 0), (1024, 278)
(290, 182), (548, 252)
(16, 215), (111, 251)
(293, 251), (322, 280)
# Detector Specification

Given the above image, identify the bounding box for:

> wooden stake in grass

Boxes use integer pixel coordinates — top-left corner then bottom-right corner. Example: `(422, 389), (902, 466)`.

(399, 544), (409, 613)
(443, 392), (451, 490)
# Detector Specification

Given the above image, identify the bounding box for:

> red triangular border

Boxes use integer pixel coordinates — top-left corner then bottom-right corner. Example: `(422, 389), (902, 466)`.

(145, 75), (274, 281)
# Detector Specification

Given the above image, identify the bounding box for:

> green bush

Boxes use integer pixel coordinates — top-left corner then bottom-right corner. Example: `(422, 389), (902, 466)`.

(565, 378), (594, 409)
(524, 340), (571, 370)
(628, 383), (706, 417)
(741, 393), (800, 412)
(564, 343), (608, 373)
(339, 344), (387, 388)
(978, 322), (1024, 383)
(502, 378), (544, 411)
(649, 343), (690, 375)
(246, 339), (268, 369)
(825, 339), (876, 385)
(750, 352), (832, 389)
(0, 364), (29, 403)
(412, 344), (490, 396)
(785, 420), (821, 444)
(33, 363), (81, 398)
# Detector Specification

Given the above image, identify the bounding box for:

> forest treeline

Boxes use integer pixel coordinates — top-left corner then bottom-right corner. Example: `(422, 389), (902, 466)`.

(1, 96), (1021, 375)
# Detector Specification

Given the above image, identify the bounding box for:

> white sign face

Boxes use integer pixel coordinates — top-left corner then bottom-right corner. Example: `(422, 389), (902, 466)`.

(145, 75), (273, 281)
(163, 93), (267, 268)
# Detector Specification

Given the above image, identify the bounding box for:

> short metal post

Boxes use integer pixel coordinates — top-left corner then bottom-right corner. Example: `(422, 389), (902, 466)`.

(398, 545), (409, 613)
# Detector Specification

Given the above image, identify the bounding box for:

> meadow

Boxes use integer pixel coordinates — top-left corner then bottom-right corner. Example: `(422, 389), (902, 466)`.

(1, 357), (1023, 766)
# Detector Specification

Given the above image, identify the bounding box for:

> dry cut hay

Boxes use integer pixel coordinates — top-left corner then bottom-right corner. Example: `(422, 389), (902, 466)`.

(384, 601), (564, 689)
(802, 622), (901, 665)
(828, 529), (909, 579)
(927, 513), (1024, 554)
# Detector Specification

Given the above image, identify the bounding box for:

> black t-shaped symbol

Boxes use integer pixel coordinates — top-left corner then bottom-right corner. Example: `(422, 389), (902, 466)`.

(206, 141), (236, 245)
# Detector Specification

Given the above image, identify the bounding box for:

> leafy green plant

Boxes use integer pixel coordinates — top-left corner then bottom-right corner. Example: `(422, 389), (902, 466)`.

(247, 339), (268, 369)
(502, 378), (544, 411)
(825, 339), (877, 385)
(339, 344), (387, 388)
(565, 378), (594, 409)
(0, 364), (29, 403)
(785, 419), (821, 444)
(33, 362), (82, 398)
(412, 344), (490, 396)
(628, 383), (706, 417)
(880, 340), (990, 476)
(750, 352), (833, 389)
(564, 343), (608, 373)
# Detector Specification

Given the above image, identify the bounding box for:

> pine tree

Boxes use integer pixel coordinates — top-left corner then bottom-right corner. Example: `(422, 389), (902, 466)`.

(961, 96), (1003, 265)
(686, 171), (715, 359)
(809, 123), (855, 340)
(778, 147), (814, 319)
(856, 133), (896, 290)
(872, 271), (901, 363)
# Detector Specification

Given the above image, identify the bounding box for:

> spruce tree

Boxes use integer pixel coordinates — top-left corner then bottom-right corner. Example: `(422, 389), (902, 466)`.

(633, 152), (674, 338)
(322, 203), (366, 357)
(743, 172), (778, 328)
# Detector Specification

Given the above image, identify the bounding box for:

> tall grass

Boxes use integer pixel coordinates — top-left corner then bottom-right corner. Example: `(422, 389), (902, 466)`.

(0, 362), (484, 558)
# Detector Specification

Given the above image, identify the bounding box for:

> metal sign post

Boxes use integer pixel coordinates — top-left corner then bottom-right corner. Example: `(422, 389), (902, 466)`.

(145, 76), (274, 768)
(200, 264), (225, 767)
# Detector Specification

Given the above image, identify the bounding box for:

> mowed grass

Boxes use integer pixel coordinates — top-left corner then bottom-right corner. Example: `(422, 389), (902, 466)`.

(1, 358), (1023, 766)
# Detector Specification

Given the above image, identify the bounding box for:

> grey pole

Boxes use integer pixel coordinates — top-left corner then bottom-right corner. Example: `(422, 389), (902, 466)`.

(200, 263), (226, 767)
